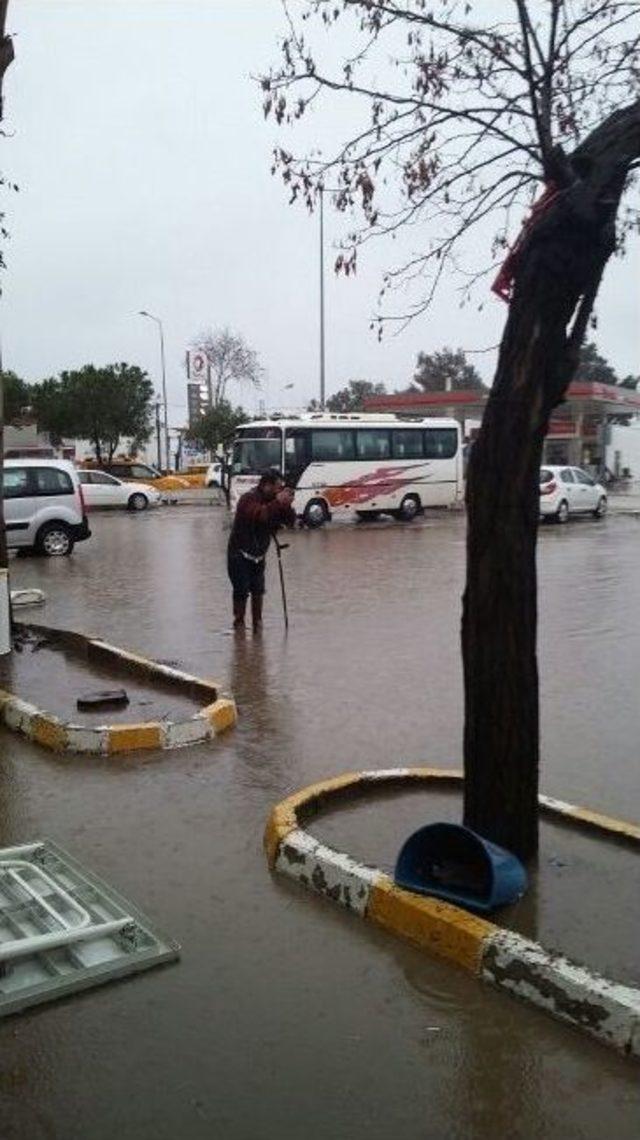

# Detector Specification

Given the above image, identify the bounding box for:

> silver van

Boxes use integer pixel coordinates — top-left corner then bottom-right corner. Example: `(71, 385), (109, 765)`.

(4, 459), (91, 556)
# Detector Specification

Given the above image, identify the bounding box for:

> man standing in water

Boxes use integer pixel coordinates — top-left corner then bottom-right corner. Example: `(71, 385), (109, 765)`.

(227, 470), (295, 631)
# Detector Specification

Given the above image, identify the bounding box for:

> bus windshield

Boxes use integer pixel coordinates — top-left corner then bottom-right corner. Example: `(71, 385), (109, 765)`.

(232, 437), (282, 475)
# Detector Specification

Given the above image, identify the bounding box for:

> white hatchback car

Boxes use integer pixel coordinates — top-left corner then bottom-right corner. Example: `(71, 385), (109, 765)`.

(77, 470), (162, 510)
(540, 465), (607, 523)
(4, 458), (91, 556)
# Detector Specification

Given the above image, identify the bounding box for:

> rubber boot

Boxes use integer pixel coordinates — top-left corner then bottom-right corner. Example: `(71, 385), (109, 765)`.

(233, 596), (247, 629)
(251, 593), (263, 633)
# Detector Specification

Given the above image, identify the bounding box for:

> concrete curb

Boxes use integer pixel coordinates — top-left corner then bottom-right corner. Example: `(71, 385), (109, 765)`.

(160, 490), (225, 508)
(264, 767), (640, 1058)
(1, 623), (237, 755)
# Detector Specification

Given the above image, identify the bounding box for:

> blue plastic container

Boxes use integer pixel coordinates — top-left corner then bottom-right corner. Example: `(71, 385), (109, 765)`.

(394, 822), (527, 913)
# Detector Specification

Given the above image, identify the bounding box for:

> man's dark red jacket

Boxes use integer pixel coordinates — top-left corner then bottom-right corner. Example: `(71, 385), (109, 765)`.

(228, 489), (295, 560)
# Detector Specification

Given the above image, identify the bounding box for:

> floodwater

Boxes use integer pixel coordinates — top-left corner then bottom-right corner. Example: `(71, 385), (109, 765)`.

(0, 639), (202, 725)
(0, 505), (638, 1139)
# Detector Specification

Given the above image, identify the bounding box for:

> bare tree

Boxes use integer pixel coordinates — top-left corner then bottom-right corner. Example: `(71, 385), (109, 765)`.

(263, 0), (640, 858)
(194, 328), (262, 408)
(0, 0), (15, 573)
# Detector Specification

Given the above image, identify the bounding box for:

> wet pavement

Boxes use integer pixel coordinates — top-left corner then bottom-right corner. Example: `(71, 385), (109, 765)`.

(0, 505), (639, 1139)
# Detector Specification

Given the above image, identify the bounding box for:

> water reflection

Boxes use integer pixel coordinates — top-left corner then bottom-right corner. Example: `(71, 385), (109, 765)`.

(229, 632), (294, 792)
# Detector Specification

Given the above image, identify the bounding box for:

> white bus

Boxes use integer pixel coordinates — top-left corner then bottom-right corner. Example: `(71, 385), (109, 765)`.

(229, 414), (463, 526)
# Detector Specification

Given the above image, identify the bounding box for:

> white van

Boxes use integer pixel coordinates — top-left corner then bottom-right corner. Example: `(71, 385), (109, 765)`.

(3, 459), (91, 556)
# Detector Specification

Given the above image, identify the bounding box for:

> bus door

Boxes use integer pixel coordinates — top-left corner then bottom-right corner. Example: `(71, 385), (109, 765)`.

(284, 428), (311, 489)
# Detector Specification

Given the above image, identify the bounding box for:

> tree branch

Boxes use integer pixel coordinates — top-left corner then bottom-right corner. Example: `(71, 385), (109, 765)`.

(514, 0), (550, 165)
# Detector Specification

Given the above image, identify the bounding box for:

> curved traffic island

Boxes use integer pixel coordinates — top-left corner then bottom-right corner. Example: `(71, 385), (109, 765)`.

(0, 622), (237, 755)
(265, 767), (640, 1058)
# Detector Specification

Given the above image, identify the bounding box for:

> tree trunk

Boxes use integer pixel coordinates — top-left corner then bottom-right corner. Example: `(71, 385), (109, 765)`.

(462, 315), (549, 859)
(462, 151), (632, 858)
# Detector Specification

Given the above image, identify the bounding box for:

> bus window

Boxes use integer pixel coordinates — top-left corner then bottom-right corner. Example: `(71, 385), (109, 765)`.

(356, 429), (391, 460)
(232, 436), (282, 474)
(424, 428), (458, 459)
(311, 430), (355, 462)
(392, 429), (424, 459)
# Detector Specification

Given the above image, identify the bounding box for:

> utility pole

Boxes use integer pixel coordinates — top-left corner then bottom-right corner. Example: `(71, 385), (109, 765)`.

(319, 187), (326, 409)
(174, 428), (184, 473)
(139, 310), (170, 473)
(158, 319), (170, 472)
(155, 400), (162, 471)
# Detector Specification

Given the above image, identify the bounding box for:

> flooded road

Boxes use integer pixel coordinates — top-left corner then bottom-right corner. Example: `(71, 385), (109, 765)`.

(0, 505), (638, 1139)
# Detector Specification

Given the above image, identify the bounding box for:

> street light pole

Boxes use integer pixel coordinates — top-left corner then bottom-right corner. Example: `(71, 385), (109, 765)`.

(139, 310), (170, 473)
(154, 399), (162, 471)
(319, 187), (325, 410)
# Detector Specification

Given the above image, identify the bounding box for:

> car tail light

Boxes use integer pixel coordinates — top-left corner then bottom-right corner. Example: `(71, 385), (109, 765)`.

(78, 481), (88, 514)
(540, 480), (557, 495)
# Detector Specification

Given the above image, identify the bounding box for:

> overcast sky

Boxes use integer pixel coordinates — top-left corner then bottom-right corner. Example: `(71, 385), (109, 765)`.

(1, 0), (638, 424)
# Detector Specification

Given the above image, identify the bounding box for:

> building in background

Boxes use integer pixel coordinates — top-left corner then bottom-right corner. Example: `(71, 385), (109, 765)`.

(365, 380), (640, 477)
(4, 422), (74, 461)
(4, 422), (162, 469)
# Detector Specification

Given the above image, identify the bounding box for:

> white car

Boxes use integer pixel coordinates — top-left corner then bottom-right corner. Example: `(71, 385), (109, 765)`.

(205, 461), (223, 488)
(540, 465), (607, 523)
(77, 470), (162, 511)
(4, 458), (91, 556)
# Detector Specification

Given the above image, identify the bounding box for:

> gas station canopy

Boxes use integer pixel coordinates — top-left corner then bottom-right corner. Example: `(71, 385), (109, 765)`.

(365, 380), (640, 419)
(365, 380), (640, 468)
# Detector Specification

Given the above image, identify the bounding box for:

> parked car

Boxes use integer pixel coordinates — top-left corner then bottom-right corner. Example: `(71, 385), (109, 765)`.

(205, 461), (222, 488)
(80, 460), (190, 492)
(77, 470), (162, 511)
(4, 459), (91, 556)
(540, 466), (607, 523)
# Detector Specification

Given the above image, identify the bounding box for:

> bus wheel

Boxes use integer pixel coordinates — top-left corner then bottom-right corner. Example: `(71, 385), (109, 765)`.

(395, 494), (421, 522)
(303, 499), (328, 528)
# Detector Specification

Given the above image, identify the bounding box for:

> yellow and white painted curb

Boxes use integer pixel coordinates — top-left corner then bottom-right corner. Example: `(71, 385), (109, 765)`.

(0, 623), (237, 755)
(265, 768), (640, 1058)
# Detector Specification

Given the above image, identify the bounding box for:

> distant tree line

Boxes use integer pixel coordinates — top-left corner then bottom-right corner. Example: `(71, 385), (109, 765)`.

(2, 342), (636, 464)
(1, 363), (155, 464)
(314, 342), (637, 412)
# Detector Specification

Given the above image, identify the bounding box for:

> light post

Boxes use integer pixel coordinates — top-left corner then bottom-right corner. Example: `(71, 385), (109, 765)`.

(139, 310), (170, 473)
(319, 187), (325, 410)
(318, 186), (341, 410)
(154, 399), (162, 472)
